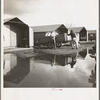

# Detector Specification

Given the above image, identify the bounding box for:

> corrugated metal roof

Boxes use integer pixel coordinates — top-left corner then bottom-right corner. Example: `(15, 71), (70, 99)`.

(4, 17), (27, 25)
(88, 30), (96, 34)
(68, 27), (86, 33)
(31, 24), (65, 32)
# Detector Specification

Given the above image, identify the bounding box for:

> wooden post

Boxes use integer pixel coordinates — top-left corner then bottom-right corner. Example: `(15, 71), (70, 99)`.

(29, 27), (34, 48)
(53, 36), (56, 49)
(87, 31), (88, 41)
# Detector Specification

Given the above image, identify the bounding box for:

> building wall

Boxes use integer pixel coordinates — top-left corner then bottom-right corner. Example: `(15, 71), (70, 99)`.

(10, 26), (17, 47)
(4, 24), (30, 48)
(56, 28), (68, 42)
(34, 32), (45, 43)
(10, 24), (29, 47)
(10, 24), (23, 47)
(88, 33), (96, 40)
(4, 54), (30, 84)
(4, 24), (21, 47)
(79, 29), (87, 41)
(3, 25), (10, 47)
(34, 27), (68, 46)
(29, 27), (34, 47)
(3, 53), (17, 75)
(34, 32), (53, 45)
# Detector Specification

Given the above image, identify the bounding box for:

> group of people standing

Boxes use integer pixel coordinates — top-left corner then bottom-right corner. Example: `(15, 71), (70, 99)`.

(67, 30), (79, 49)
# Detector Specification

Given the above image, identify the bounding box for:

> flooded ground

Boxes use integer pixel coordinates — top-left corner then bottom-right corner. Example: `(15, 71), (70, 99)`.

(3, 48), (96, 87)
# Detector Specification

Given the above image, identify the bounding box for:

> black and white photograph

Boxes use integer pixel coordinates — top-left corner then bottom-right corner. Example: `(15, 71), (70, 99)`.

(2, 0), (99, 99)
(3, 0), (98, 88)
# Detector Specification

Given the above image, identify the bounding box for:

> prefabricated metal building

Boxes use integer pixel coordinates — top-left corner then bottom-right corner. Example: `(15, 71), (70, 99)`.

(3, 17), (33, 48)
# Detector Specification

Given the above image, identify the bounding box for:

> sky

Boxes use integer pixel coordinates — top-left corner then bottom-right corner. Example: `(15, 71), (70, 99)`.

(3, 0), (98, 30)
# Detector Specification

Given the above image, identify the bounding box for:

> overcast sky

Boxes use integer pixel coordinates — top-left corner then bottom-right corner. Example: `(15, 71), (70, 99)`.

(4, 0), (98, 30)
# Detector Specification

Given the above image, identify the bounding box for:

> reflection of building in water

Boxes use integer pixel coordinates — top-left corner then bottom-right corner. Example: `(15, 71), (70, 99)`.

(77, 48), (96, 60)
(34, 53), (78, 67)
(88, 66), (96, 87)
(78, 49), (87, 58)
(34, 49), (95, 68)
(34, 54), (54, 64)
(88, 48), (96, 55)
(56, 55), (68, 66)
(4, 54), (30, 84)
(3, 53), (17, 75)
(88, 50), (96, 87)
(78, 48), (96, 56)
(55, 53), (77, 68)
(35, 53), (77, 67)
(78, 48), (96, 59)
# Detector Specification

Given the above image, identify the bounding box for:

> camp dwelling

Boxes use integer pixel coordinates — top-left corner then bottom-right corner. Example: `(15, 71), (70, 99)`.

(87, 30), (96, 41)
(68, 27), (87, 41)
(31, 24), (68, 47)
(3, 17), (34, 48)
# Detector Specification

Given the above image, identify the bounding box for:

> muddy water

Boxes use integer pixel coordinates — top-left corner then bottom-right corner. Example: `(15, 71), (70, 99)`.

(3, 49), (96, 87)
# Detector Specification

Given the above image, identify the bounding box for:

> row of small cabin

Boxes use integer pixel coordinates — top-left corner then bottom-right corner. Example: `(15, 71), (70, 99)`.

(3, 17), (96, 48)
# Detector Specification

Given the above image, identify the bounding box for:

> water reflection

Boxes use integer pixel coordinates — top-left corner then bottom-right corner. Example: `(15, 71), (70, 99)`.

(78, 49), (87, 58)
(88, 50), (96, 87)
(34, 53), (77, 67)
(3, 54), (17, 75)
(4, 54), (30, 84)
(88, 66), (96, 87)
(34, 51), (86, 68)
(51, 53), (77, 68)
(3, 48), (96, 87)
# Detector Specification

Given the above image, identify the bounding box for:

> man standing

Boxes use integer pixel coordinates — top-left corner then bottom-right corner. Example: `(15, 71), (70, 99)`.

(67, 30), (78, 49)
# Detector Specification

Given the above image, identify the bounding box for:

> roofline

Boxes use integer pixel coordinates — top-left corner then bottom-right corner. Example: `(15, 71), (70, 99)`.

(68, 27), (86, 29)
(4, 17), (18, 23)
(87, 30), (96, 31)
(31, 24), (64, 28)
(4, 17), (28, 26)
(31, 24), (67, 32)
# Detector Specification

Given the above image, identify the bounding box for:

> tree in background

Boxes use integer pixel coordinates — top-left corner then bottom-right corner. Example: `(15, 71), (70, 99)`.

(45, 31), (58, 49)
(50, 31), (58, 49)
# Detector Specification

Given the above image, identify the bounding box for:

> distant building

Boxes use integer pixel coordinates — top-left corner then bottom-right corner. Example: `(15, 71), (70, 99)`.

(3, 17), (34, 48)
(68, 27), (87, 41)
(87, 30), (96, 41)
(31, 24), (68, 47)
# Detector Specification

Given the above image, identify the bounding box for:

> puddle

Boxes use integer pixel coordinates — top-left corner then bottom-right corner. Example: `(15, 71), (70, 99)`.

(3, 48), (96, 87)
